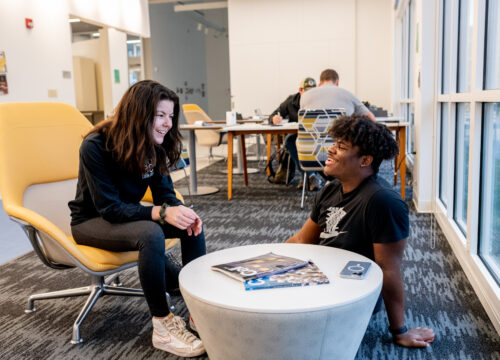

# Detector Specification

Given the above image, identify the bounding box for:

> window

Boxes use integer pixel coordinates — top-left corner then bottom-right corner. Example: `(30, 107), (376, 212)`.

(457, 0), (474, 93)
(484, 0), (500, 90)
(454, 103), (470, 234)
(439, 103), (449, 206)
(479, 103), (500, 284)
(441, 0), (452, 94)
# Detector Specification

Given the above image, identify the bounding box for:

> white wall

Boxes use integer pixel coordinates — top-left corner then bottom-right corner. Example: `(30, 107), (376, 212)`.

(0, 0), (75, 104)
(68, 0), (150, 37)
(228, 0), (393, 116)
(356, 0), (394, 112)
(107, 28), (129, 112)
(0, 0), (150, 107)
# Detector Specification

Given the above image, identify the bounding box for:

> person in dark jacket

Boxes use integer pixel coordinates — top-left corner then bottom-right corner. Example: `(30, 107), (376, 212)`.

(68, 80), (205, 357)
(268, 77), (323, 190)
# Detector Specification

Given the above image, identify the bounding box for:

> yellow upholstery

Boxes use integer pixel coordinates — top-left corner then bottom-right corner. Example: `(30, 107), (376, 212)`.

(182, 103), (225, 147)
(0, 102), (180, 273)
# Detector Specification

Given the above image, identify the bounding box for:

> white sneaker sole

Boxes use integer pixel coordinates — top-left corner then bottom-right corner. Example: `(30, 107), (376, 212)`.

(153, 339), (205, 357)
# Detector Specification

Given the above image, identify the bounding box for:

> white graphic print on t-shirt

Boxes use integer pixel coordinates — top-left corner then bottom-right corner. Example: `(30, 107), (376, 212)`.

(319, 206), (347, 239)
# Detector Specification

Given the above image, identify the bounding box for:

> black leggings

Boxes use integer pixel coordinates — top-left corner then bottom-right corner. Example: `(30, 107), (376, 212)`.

(71, 218), (206, 317)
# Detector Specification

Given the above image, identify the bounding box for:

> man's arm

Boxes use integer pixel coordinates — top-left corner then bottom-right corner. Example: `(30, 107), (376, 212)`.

(286, 218), (322, 244)
(373, 240), (435, 347)
(365, 111), (376, 122)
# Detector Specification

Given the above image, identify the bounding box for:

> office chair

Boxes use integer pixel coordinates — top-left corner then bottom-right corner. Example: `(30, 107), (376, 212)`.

(182, 104), (227, 161)
(0, 102), (180, 344)
(296, 108), (345, 208)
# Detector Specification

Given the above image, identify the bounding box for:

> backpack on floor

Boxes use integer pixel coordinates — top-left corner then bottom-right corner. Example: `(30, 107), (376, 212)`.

(266, 147), (295, 184)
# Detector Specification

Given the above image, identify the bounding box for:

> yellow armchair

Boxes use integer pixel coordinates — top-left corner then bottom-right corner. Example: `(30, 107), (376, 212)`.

(0, 102), (180, 344)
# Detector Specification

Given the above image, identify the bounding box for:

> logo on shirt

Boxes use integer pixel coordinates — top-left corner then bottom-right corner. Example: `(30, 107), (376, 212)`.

(319, 206), (346, 239)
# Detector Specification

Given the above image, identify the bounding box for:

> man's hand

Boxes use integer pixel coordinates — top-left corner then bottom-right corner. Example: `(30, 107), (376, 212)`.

(393, 327), (435, 348)
(272, 114), (283, 125)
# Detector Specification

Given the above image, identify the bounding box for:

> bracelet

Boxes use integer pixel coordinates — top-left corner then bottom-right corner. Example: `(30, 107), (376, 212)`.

(158, 203), (168, 225)
(389, 325), (408, 336)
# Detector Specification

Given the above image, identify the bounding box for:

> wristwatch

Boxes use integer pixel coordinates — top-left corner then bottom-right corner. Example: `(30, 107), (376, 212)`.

(389, 325), (408, 336)
(158, 203), (169, 225)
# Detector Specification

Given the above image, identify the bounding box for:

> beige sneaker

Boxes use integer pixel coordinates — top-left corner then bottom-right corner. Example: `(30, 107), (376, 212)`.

(189, 315), (197, 332)
(152, 314), (205, 357)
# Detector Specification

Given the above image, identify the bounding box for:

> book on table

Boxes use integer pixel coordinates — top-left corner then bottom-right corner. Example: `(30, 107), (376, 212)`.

(244, 261), (330, 291)
(211, 252), (309, 282)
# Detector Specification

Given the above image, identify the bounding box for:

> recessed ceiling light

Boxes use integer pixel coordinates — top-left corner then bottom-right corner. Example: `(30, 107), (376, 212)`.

(68, 18), (80, 23)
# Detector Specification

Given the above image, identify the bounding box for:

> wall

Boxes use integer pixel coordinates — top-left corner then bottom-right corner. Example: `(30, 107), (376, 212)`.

(356, 0), (394, 111)
(71, 38), (104, 110)
(227, 0), (394, 116)
(68, 0), (150, 37)
(0, 0), (151, 108)
(205, 10), (231, 120)
(149, 3), (208, 123)
(0, 0), (75, 104)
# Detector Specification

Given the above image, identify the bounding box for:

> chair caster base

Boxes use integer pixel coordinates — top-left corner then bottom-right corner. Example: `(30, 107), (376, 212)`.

(24, 308), (36, 314)
(70, 338), (84, 345)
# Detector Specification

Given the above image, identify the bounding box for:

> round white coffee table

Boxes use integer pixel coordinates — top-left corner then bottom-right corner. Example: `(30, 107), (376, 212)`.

(179, 243), (382, 360)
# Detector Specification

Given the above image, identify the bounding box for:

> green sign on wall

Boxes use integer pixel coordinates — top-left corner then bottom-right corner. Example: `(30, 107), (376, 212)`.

(114, 69), (120, 83)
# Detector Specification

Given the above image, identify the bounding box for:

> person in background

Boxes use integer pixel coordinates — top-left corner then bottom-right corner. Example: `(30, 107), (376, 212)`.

(68, 80), (205, 357)
(300, 69), (376, 122)
(268, 77), (323, 191)
(286, 115), (435, 348)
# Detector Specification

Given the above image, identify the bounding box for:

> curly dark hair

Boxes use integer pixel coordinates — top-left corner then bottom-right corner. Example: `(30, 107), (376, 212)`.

(329, 114), (398, 174)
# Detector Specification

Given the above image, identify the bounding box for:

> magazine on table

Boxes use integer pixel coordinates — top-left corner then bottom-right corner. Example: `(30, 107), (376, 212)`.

(211, 252), (309, 282)
(244, 261), (330, 291)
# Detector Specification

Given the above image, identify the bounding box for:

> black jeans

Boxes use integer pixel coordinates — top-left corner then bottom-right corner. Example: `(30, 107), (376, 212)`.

(71, 218), (206, 317)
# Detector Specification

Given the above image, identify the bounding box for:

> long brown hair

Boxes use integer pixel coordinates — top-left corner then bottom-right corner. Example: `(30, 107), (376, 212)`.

(87, 80), (182, 175)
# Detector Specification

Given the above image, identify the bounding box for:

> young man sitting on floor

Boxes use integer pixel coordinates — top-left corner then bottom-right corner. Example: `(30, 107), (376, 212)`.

(286, 114), (435, 348)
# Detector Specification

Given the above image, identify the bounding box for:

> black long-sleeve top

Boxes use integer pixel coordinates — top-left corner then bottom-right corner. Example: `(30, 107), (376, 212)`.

(268, 92), (301, 124)
(69, 132), (182, 226)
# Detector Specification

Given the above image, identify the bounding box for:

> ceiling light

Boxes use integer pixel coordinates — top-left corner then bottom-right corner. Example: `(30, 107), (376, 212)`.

(68, 18), (80, 23)
(126, 39), (141, 44)
(92, 33), (100, 38)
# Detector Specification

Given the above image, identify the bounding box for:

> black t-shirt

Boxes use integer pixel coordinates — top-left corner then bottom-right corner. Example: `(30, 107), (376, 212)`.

(310, 175), (409, 260)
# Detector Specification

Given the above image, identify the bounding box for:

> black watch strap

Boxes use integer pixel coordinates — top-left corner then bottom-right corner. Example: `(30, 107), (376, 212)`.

(159, 203), (168, 225)
(389, 325), (408, 336)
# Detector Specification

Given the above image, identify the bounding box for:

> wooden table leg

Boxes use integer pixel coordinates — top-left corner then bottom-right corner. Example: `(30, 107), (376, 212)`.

(266, 133), (272, 176)
(228, 132), (233, 200)
(240, 134), (248, 186)
(399, 127), (406, 199)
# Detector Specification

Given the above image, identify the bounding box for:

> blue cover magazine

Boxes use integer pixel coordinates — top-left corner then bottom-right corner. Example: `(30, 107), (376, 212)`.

(244, 261), (329, 291)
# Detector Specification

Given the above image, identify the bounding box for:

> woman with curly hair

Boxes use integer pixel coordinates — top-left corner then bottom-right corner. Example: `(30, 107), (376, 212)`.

(69, 80), (205, 357)
(287, 114), (435, 348)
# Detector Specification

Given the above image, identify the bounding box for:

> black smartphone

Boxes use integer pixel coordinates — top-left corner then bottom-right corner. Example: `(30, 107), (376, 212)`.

(339, 261), (371, 279)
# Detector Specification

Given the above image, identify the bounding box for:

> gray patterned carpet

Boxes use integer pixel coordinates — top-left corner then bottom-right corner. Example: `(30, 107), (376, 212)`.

(0, 159), (499, 360)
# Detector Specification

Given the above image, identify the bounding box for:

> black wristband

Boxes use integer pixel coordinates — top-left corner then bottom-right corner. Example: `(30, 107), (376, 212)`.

(158, 203), (168, 225)
(389, 325), (408, 336)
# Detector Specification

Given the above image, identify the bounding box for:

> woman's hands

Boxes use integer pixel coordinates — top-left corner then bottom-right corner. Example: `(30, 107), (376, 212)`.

(152, 205), (203, 236)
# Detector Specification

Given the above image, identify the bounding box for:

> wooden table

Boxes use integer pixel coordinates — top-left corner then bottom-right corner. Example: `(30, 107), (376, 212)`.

(383, 121), (409, 199)
(225, 123), (298, 199)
